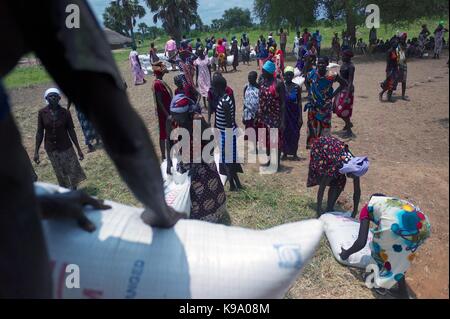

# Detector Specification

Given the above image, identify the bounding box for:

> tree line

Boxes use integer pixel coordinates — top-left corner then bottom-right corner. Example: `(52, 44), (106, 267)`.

(103, 0), (448, 45)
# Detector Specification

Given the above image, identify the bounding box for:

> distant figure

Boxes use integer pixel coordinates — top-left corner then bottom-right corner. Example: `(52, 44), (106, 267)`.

(216, 39), (228, 73)
(230, 39), (239, 72)
(240, 33), (251, 65)
(194, 46), (212, 109)
(334, 50), (355, 137)
(129, 45), (146, 85)
(302, 28), (312, 44)
(165, 36), (178, 70)
(149, 42), (160, 64)
(312, 29), (322, 56)
(331, 33), (341, 62)
(277, 28), (289, 56)
(369, 26), (377, 46)
(434, 21), (448, 59)
(356, 38), (368, 55)
(380, 38), (400, 102)
(195, 38), (202, 51)
(293, 31), (301, 56)
(418, 24), (430, 58)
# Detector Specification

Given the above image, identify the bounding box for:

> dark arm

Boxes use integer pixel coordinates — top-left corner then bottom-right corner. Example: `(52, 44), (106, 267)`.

(223, 99), (233, 129)
(277, 81), (286, 128)
(352, 177), (361, 218)
(195, 65), (199, 86)
(297, 86), (303, 126)
(155, 91), (170, 118)
(66, 112), (83, 157)
(340, 219), (370, 260)
(34, 111), (44, 163)
(331, 74), (348, 99)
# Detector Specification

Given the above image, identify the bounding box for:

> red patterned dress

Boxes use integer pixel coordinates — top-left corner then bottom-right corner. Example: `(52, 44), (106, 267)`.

(307, 136), (352, 189)
(256, 78), (283, 151)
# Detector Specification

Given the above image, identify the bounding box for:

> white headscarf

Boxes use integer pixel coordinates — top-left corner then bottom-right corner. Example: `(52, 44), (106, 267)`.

(44, 88), (61, 104)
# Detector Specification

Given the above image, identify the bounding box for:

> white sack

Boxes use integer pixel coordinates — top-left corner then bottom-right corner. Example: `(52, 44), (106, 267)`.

(35, 182), (324, 299)
(320, 212), (373, 269)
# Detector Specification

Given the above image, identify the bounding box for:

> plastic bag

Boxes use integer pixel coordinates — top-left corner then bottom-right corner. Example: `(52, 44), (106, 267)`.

(320, 212), (374, 269)
(161, 159), (191, 216)
(35, 182), (324, 299)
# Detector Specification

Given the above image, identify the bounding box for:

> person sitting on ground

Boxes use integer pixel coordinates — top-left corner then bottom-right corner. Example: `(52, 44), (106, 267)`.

(307, 136), (369, 217)
(357, 38), (368, 55)
(340, 194), (430, 299)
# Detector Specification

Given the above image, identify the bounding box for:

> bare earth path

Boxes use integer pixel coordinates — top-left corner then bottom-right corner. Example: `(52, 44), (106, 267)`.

(9, 53), (449, 298)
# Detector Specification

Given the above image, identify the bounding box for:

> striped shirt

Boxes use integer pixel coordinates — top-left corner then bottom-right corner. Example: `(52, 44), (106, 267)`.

(215, 94), (236, 132)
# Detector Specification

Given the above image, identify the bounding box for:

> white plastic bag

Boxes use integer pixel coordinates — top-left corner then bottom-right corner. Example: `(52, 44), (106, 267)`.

(35, 182), (324, 299)
(320, 212), (373, 269)
(160, 159), (191, 216)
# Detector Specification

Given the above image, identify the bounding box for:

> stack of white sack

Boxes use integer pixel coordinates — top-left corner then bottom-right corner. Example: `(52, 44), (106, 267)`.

(35, 182), (324, 299)
(320, 212), (374, 269)
(139, 53), (177, 74)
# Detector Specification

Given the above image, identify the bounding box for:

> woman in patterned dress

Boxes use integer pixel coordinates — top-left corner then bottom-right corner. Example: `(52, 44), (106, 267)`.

(307, 136), (369, 217)
(34, 88), (86, 190)
(304, 56), (347, 149)
(168, 75), (227, 223)
(340, 194), (430, 299)
(194, 46), (211, 110)
(256, 61), (286, 170)
(333, 49), (355, 138)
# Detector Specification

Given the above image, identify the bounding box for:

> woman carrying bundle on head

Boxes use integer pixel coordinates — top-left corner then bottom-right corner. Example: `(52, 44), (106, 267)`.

(216, 39), (228, 73)
(304, 56), (347, 149)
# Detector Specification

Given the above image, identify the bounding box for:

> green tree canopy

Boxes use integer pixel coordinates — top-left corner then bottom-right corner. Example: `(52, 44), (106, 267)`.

(145, 0), (199, 42)
(221, 7), (253, 30)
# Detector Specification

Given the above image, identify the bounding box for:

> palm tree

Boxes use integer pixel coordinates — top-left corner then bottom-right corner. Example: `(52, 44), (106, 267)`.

(144, 0), (199, 43)
(116, 0), (146, 46)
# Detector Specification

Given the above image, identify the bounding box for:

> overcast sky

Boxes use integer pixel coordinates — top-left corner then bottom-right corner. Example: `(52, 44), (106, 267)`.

(87, 0), (254, 27)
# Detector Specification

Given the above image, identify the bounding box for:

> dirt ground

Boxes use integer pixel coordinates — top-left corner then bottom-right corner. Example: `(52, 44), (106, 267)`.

(8, 52), (449, 299)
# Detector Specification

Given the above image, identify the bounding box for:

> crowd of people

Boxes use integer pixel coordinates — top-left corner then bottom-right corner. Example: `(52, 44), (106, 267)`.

(2, 2), (442, 298)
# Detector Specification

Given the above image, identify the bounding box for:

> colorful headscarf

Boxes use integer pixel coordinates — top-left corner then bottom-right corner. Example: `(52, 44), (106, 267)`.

(262, 60), (276, 74)
(284, 66), (295, 74)
(339, 156), (370, 177)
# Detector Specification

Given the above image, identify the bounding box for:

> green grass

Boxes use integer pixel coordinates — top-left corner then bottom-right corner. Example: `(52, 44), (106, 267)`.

(3, 65), (51, 89)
